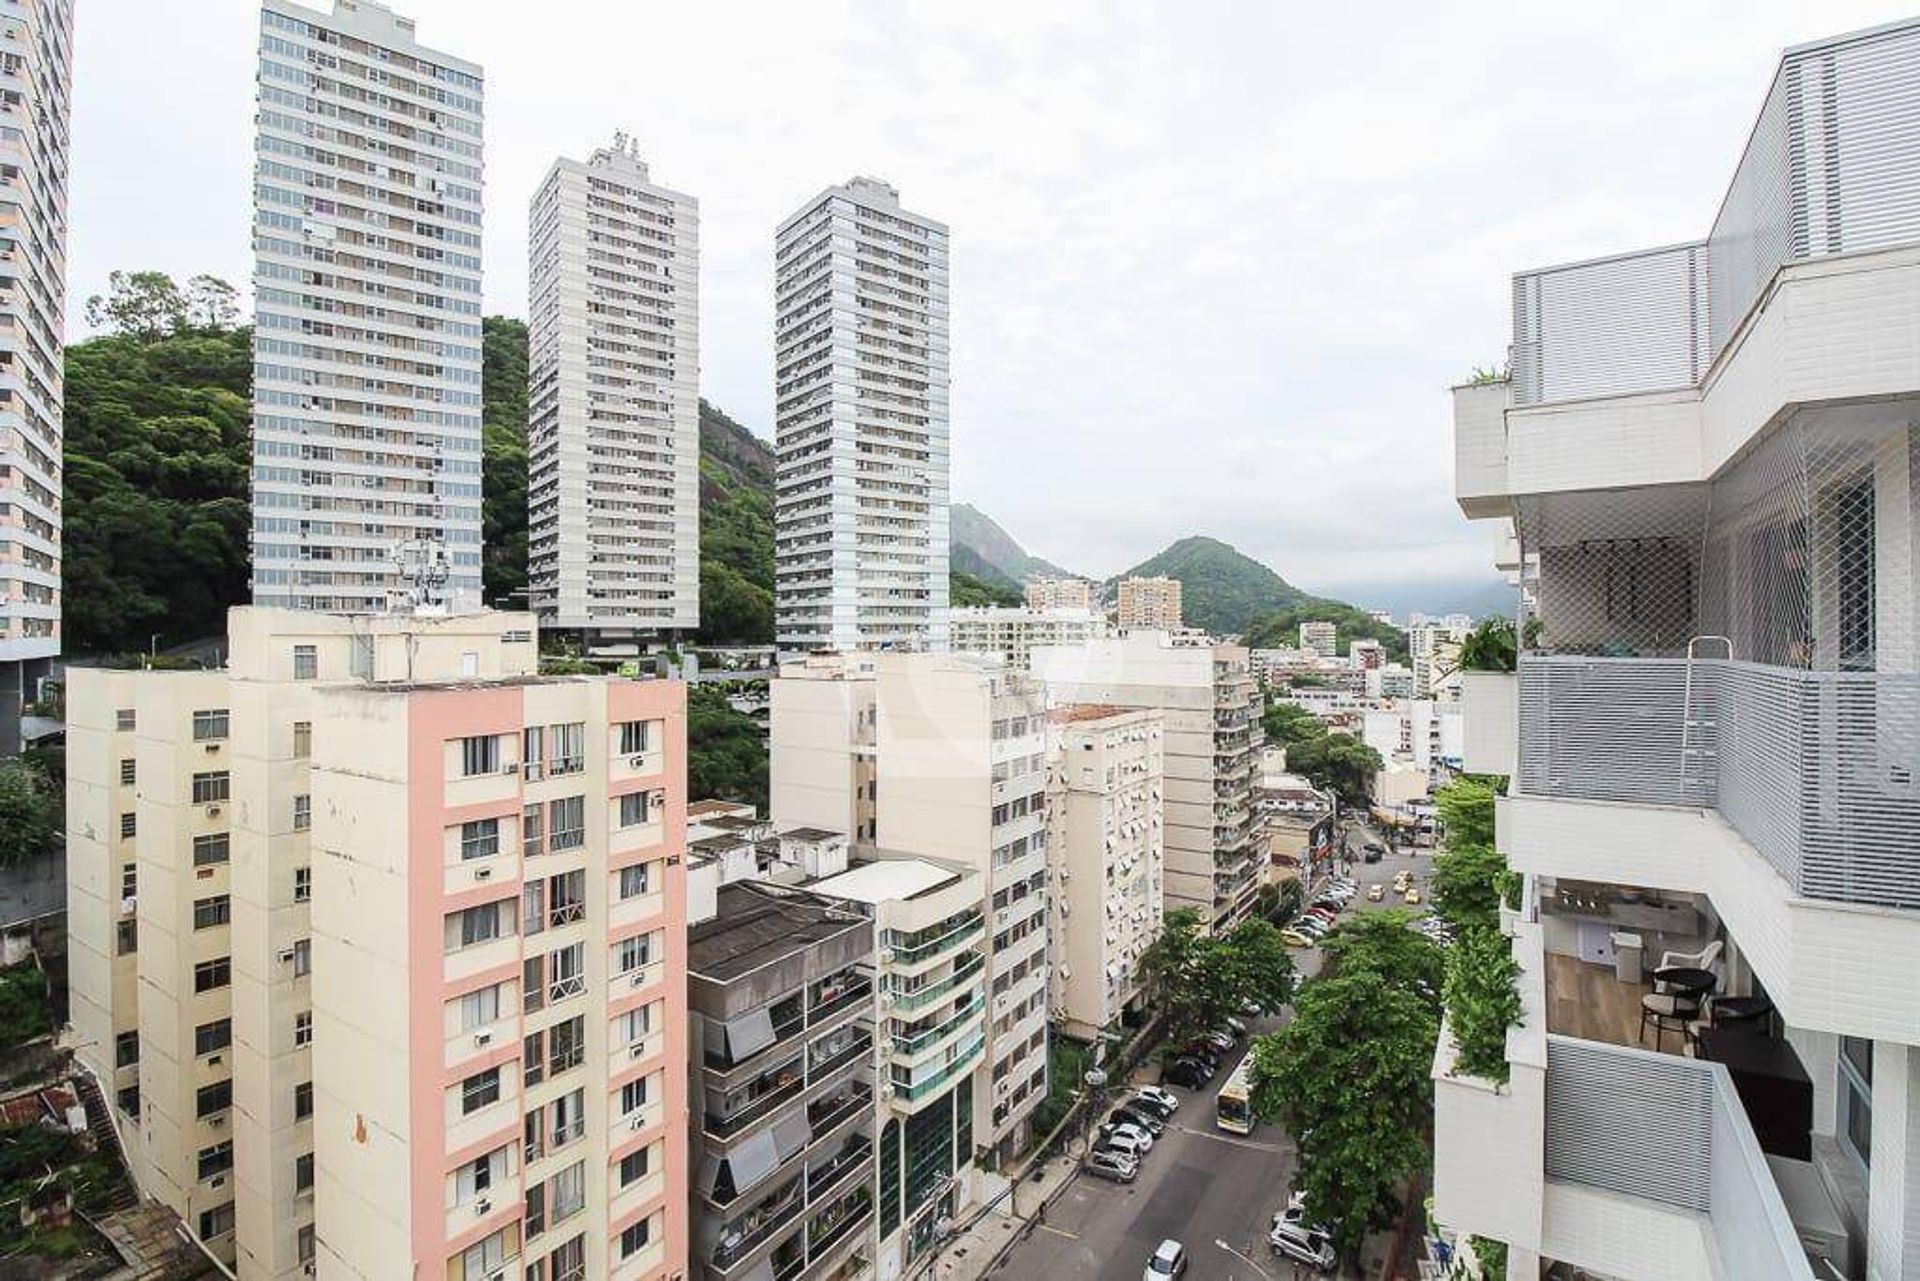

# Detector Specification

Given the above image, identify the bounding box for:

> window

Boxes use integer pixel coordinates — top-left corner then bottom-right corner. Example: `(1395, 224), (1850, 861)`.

(549, 722), (584, 775)
(522, 881), (546, 936)
(193, 957), (231, 993)
(292, 720), (311, 758)
(618, 1004), (653, 1050)
(522, 725), (545, 780)
(195, 1018), (232, 1057)
(619, 1074), (649, 1118)
(549, 1088), (585, 1148)
(121, 864), (137, 900)
(522, 955), (545, 1014)
(297, 1225), (314, 1265)
(618, 1145), (650, 1187)
(192, 771), (231, 804)
(119, 812), (137, 838)
(198, 1203), (235, 1240)
(547, 1015), (584, 1076)
(524, 1181), (547, 1239)
(459, 1229), (510, 1281)
(119, 758), (135, 786)
(117, 1085), (140, 1116)
(196, 1080), (232, 1118)
(193, 833), (230, 866)
(114, 1030), (140, 1068)
(618, 720), (650, 755)
(1841, 1035), (1873, 1171)
(614, 932), (653, 977)
(618, 791), (651, 827)
(193, 895), (230, 930)
(460, 734), (501, 777)
(461, 1066), (502, 1115)
(460, 817), (500, 861)
(115, 708), (135, 731)
(292, 644), (318, 680)
(197, 1140), (233, 1182)
(291, 938), (311, 977)
(547, 870), (584, 925)
(446, 901), (513, 951)
(192, 709), (230, 742)
(294, 1011), (312, 1048)
(295, 1152), (314, 1192)
(293, 794), (310, 831)
(550, 1160), (586, 1222)
(620, 1217), (651, 1258)
(617, 862), (651, 899)
(522, 1029), (545, 1087)
(293, 867), (311, 903)
(459, 984), (500, 1031)
(549, 1236), (585, 1281)
(549, 943), (584, 1001)
(294, 1081), (313, 1120)
(522, 802), (545, 857)
(454, 1145), (507, 1203)
(549, 796), (584, 850)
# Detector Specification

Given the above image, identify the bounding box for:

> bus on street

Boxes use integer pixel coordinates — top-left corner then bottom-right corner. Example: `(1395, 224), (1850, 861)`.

(1217, 1056), (1255, 1134)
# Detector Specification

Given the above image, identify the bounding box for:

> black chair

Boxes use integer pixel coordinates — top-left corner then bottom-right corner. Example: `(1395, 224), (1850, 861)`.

(1639, 992), (1699, 1052)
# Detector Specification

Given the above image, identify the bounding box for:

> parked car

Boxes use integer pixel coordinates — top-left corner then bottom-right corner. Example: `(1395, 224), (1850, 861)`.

(1134, 1085), (1180, 1114)
(1363, 841), (1386, 856)
(1085, 1149), (1139, 1183)
(1163, 1059), (1210, 1089)
(1269, 1214), (1336, 1272)
(1172, 1054), (1216, 1081)
(1280, 928), (1318, 948)
(1362, 845), (1383, 863)
(1223, 1016), (1249, 1038)
(1099, 1127), (1151, 1159)
(1199, 1029), (1235, 1054)
(1404, 887), (1423, 904)
(1367, 884), (1386, 902)
(1143, 1239), (1189, 1281)
(1109, 1104), (1164, 1136)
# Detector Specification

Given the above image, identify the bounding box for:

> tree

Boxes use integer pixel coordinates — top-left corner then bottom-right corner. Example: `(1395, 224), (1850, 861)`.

(1434, 775), (1501, 849)
(1218, 917), (1297, 1016)
(686, 685), (768, 813)
(1285, 732), (1382, 808)
(84, 270), (189, 340)
(1430, 843), (1512, 935)
(950, 568), (1022, 608)
(1453, 617), (1517, 674)
(0, 756), (60, 867)
(1249, 966), (1436, 1262)
(1261, 698), (1324, 749)
(1444, 924), (1524, 1082)
(1316, 911), (1445, 1012)
(481, 316), (530, 605)
(184, 275), (241, 330)
(1140, 909), (1297, 1043)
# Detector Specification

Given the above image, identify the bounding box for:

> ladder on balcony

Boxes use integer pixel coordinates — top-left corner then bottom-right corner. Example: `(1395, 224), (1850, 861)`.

(1679, 636), (1731, 805)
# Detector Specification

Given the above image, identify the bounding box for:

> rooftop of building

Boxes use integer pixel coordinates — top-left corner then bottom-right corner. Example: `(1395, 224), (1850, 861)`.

(1048, 703), (1132, 723)
(688, 882), (868, 982)
(810, 856), (961, 905)
(688, 799), (752, 819)
(782, 826), (842, 843)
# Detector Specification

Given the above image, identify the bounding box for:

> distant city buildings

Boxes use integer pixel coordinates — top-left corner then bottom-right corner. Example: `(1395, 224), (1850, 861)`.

(527, 137), (700, 639)
(949, 605), (1107, 672)
(251, 0), (486, 612)
(773, 178), (950, 655)
(1045, 705), (1164, 1041)
(1296, 620), (1337, 659)
(1114, 576), (1182, 631)
(1024, 577), (1093, 612)
(1408, 619), (1469, 698)
(68, 605), (688, 1279)
(0, 0), (71, 748)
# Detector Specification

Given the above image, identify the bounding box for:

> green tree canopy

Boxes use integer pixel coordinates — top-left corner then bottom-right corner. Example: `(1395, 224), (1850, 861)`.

(0, 756), (59, 868)
(481, 316), (530, 606)
(1444, 924), (1524, 1082)
(950, 568), (1023, 608)
(1285, 731), (1382, 808)
(687, 685), (768, 812)
(1140, 908), (1297, 1045)
(1434, 775), (1502, 849)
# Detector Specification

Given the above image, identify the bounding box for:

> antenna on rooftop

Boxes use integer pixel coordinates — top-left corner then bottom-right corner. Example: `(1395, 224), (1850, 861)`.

(390, 538), (451, 615)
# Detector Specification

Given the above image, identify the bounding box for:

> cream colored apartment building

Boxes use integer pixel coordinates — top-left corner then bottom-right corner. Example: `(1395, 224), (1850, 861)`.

(1114, 577), (1182, 632)
(1044, 706), (1164, 1041)
(68, 607), (690, 1280)
(1023, 578), (1092, 612)
(1032, 632), (1261, 933)
(770, 651), (1051, 1160)
(948, 606), (1106, 673)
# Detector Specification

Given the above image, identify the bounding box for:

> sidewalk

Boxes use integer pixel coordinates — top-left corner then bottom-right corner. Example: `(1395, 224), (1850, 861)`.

(929, 1147), (1083, 1280)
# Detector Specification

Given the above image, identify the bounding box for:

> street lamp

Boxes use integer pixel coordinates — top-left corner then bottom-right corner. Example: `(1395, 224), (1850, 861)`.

(1214, 1238), (1275, 1280)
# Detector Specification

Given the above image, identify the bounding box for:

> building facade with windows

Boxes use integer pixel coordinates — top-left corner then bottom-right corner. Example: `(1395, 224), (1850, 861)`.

(1044, 705), (1164, 1042)
(0, 0), (72, 747)
(68, 607), (690, 1281)
(1023, 578), (1092, 612)
(527, 137), (699, 640)
(773, 177), (950, 655)
(251, 0), (486, 611)
(1437, 20), (1920, 1281)
(1032, 633), (1262, 933)
(948, 605), (1106, 673)
(1114, 577), (1181, 632)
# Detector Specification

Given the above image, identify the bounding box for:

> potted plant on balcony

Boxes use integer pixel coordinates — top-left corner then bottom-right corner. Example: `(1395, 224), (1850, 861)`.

(1455, 618), (1524, 777)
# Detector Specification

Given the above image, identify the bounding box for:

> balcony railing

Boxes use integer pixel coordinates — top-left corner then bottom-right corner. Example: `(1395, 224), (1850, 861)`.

(887, 920), (984, 968)
(1517, 654), (1920, 909)
(706, 1064), (806, 1139)
(890, 1031), (984, 1103)
(891, 998), (981, 1059)
(711, 1186), (806, 1272)
(888, 954), (984, 1014)
(806, 1084), (872, 1137)
(808, 977), (873, 1025)
(1544, 1036), (1811, 1280)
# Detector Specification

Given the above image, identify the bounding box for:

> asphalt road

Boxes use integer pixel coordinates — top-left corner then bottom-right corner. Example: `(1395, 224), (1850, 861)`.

(992, 823), (1436, 1281)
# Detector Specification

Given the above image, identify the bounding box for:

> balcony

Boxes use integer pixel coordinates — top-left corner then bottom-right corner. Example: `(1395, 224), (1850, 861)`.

(887, 954), (983, 1015)
(710, 1179), (806, 1276)
(1434, 917), (1819, 1281)
(886, 918), (985, 971)
(889, 1031), (983, 1106)
(705, 1056), (807, 1140)
(1516, 654), (1920, 910)
(806, 1083), (873, 1141)
(890, 997), (981, 1062)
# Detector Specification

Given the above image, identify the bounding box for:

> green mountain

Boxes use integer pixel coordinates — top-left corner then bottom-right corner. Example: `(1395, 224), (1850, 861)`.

(951, 503), (1080, 588)
(481, 316), (529, 605)
(1108, 536), (1311, 635)
(697, 400), (775, 643)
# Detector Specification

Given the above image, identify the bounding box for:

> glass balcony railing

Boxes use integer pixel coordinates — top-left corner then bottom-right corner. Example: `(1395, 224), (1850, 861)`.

(888, 954), (984, 1014)
(891, 998), (981, 1058)
(887, 920), (984, 967)
(890, 1031), (984, 1102)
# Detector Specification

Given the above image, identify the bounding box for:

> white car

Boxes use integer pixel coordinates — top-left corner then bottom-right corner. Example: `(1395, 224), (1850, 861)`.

(1133, 1085), (1179, 1114)
(1143, 1239), (1188, 1281)
(1270, 1207), (1335, 1272)
(1099, 1121), (1154, 1154)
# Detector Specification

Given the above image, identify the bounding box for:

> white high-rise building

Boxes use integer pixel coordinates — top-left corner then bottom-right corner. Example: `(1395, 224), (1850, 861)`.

(527, 137), (700, 639)
(0, 0), (71, 746)
(774, 178), (950, 654)
(251, 0), (485, 613)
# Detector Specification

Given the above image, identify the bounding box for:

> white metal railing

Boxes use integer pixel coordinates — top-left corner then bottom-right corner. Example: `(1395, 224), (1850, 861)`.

(1518, 654), (1920, 909)
(1512, 242), (1709, 406)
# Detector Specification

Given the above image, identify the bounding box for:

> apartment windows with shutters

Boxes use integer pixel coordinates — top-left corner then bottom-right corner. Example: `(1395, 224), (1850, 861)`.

(522, 802), (545, 857)
(618, 790), (652, 827)
(195, 1019), (231, 1057)
(459, 1066), (501, 1115)
(618, 1144), (650, 1187)
(115, 708), (135, 731)
(459, 734), (501, 776)
(292, 720), (311, 758)
(547, 1015), (584, 1076)
(459, 817), (499, 860)
(549, 796), (584, 850)
(196, 1080), (232, 1119)
(119, 812), (135, 839)
(192, 896), (230, 930)
(617, 719), (650, 754)
(197, 1140), (233, 1182)
(617, 862), (651, 899)
(118, 758), (135, 785)
(549, 722), (584, 776)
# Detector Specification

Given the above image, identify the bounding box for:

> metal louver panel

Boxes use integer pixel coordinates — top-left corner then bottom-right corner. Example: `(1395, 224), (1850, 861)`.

(1544, 1036), (1714, 1211)
(1510, 243), (1708, 407)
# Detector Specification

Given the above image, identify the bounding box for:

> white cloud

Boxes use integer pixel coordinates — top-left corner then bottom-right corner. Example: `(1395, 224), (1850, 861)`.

(69, 0), (1915, 588)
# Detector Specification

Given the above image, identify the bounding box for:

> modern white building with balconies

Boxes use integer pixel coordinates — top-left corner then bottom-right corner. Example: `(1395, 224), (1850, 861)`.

(1439, 19), (1920, 1281)
(773, 178), (950, 655)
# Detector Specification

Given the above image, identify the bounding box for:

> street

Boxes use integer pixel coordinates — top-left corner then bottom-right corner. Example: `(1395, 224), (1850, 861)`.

(990, 822), (1435, 1281)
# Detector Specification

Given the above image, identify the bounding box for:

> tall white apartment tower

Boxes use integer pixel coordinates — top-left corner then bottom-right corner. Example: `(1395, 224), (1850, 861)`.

(527, 138), (700, 640)
(0, 0), (71, 749)
(251, 0), (485, 613)
(774, 177), (950, 655)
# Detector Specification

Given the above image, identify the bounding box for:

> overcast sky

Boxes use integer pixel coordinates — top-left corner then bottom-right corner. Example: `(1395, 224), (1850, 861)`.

(67, 0), (1912, 593)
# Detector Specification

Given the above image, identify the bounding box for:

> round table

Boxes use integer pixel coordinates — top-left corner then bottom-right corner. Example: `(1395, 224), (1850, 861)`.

(1709, 994), (1774, 1025)
(1653, 966), (1717, 998)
